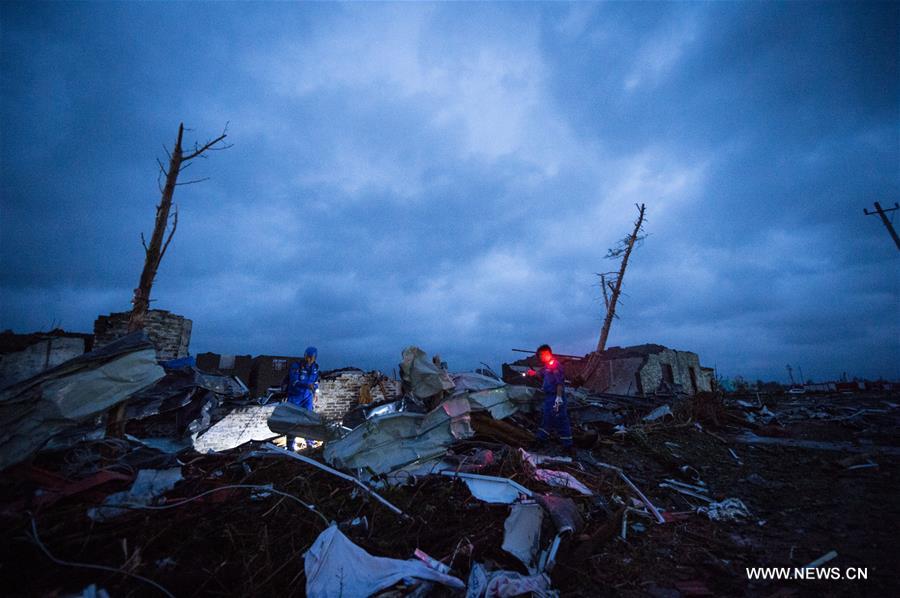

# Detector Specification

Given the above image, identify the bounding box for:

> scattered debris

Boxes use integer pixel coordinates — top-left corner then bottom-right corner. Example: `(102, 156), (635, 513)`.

(643, 404), (674, 422)
(697, 497), (752, 522)
(467, 563), (555, 598)
(1, 348), (897, 596)
(87, 468), (182, 521)
(442, 471), (533, 504)
(502, 501), (544, 573)
(804, 549), (838, 569)
(303, 524), (464, 597)
(0, 333), (165, 470)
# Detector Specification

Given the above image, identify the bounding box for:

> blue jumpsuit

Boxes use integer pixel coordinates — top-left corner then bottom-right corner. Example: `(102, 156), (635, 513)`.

(536, 360), (572, 447)
(286, 361), (319, 409)
(286, 360), (319, 448)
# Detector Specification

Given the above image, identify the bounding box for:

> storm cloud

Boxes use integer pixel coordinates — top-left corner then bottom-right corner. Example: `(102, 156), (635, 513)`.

(1, 2), (897, 382)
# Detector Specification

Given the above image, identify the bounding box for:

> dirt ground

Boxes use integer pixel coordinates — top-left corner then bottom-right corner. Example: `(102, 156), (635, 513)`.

(1, 392), (897, 597)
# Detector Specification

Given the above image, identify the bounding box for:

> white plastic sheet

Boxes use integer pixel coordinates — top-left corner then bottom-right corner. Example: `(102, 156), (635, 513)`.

(502, 502), (543, 572)
(442, 471), (533, 504)
(304, 524), (464, 598)
(88, 468), (182, 521)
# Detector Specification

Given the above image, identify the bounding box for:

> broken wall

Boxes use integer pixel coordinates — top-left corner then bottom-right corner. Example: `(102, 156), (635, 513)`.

(586, 356), (646, 395)
(94, 310), (191, 361)
(640, 349), (712, 395)
(249, 355), (304, 397)
(317, 369), (400, 421)
(196, 352), (253, 386)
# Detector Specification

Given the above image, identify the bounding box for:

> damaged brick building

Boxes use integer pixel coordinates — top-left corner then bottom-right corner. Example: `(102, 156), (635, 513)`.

(94, 309), (192, 361)
(507, 344), (714, 397)
(197, 351), (401, 421)
(578, 344), (713, 396)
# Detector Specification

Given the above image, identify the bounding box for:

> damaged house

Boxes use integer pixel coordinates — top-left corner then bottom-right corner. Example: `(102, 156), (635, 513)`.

(576, 344), (714, 396)
(506, 344), (714, 397)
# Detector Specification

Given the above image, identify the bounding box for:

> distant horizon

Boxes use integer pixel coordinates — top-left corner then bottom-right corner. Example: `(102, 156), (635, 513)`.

(2, 2), (897, 384)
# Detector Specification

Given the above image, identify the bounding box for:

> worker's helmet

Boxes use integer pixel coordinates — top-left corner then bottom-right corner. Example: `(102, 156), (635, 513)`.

(304, 346), (318, 358)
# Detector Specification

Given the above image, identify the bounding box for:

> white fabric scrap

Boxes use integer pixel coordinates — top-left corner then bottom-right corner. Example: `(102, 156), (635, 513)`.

(533, 469), (593, 496)
(88, 468), (182, 521)
(304, 524), (464, 598)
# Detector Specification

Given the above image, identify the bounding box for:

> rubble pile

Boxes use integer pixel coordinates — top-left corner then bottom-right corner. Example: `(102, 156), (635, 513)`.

(1, 340), (898, 596)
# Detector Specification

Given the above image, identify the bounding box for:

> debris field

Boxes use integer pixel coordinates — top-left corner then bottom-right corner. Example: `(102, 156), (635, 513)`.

(0, 335), (897, 597)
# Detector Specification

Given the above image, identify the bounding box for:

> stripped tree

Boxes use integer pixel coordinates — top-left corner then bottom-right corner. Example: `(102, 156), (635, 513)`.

(596, 203), (646, 352)
(128, 123), (231, 332)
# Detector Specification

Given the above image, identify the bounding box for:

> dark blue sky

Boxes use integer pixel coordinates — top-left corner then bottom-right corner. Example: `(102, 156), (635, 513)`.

(1, 2), (898, 382)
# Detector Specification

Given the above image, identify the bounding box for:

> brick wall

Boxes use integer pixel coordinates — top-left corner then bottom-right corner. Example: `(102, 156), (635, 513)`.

(94, 310), (191, 361)
(315, 369), (400, 422)
(193, 404), (278, 453)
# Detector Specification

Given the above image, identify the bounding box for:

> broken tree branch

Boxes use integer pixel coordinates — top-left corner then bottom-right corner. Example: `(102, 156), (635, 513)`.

(175, 177), (210, 186)
(596, 203), (646, 352)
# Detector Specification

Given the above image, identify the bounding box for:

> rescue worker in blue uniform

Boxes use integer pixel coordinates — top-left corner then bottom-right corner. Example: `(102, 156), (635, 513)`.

(529, 344), (573, 453)
(285, 346), (320, 451)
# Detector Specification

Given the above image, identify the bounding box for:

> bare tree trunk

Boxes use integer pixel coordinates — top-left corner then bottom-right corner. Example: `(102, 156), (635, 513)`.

(596, 203), (645, 352)
(110, 123), (228, 439)
(129, 124), (185, 332)
(128, 123), (228, 332)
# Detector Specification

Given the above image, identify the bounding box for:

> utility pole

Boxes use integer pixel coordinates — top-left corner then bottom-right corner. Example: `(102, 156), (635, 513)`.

(786, 364), (795, 386)
(863, 202), (900, 251)
(596, 204), (646, 352)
